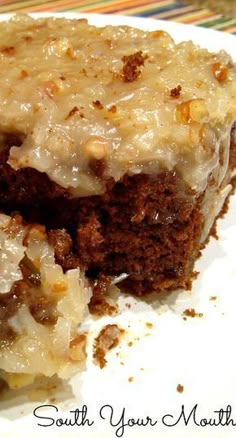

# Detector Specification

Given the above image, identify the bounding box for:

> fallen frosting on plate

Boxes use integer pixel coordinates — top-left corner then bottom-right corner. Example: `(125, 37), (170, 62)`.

(0, 213), (91, 388)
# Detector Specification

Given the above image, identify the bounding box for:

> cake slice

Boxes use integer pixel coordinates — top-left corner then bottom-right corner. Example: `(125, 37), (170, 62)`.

(0, 14), (235, 298)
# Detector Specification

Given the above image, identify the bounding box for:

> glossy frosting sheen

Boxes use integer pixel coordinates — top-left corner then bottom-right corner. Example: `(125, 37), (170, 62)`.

(0, 14), (235, 196)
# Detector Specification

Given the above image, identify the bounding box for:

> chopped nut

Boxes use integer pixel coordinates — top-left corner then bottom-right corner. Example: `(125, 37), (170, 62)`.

(66, 47), (76, 59)
(176, 101), (190, 124)
(51, 282), (67, 293)
(108, 105), (117, 113)
(151, 30), (166, 38)
(82, 137), (108, 160)
(65, 106), (79, 120)
(212, 62), (228, 83)
(43, 81), (59, 98)
(150, 30), (173, 46)
(189, 99), (208, 122)
(176, 99), (208, 124)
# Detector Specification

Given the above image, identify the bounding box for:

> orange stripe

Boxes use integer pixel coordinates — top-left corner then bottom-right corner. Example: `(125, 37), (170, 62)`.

(14, 0), (160, 13)
(217, 25), (236, 33)
(174, 10), (218, 24)
(77, 0), (168, 14)
(182, 11), (219, 25)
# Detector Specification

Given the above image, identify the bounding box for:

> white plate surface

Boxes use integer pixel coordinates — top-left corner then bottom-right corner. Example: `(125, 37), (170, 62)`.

(0, 12), (236, 438)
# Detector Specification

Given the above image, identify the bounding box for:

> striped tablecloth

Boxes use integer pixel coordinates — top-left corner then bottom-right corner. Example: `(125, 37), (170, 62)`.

(0, 0), (235, 34)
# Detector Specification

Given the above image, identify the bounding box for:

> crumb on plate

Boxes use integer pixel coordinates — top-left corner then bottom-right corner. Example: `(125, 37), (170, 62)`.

(93, 324), (122, 368)
(177, 384), (184, 393)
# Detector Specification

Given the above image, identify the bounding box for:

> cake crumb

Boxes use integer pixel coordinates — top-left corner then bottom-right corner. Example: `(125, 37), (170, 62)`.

(183, 308), (203, 318)
(210, 296), (217, 301)
(128, 341), (133, 347)
(108, 105), (117, 113)
(93, 100), (103, 109)
(89, 274), (118, 317)
(122, 51), (147, 82)
(146, 322), (153, 329)
(170, 85), (182, 98)
(177, 384), (184, 393)
(89, 299), (117, 317)
(93, 324), (122, 368)
(128, 377), (134, 382)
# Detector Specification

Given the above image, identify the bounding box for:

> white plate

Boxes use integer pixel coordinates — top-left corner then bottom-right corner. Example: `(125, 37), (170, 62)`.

(0, 13), (236, 438)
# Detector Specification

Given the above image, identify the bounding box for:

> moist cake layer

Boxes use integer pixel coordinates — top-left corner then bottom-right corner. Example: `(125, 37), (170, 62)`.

(0, 14), (235, 200)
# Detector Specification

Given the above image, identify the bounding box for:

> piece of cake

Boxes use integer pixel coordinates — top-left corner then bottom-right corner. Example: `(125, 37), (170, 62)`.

(0, 14), (235, 300)
(0, 213), (91, 389)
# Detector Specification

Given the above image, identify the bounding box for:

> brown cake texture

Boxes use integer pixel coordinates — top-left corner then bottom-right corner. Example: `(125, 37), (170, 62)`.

(0, 128), (236, 296)
(0, 15), (236, 300)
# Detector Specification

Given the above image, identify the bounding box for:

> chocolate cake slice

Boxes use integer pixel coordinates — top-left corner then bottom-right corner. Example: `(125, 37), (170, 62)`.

(0, 14), (236, 297)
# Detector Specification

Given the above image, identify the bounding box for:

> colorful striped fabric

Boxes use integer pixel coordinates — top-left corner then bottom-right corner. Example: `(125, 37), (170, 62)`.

(0, 0), (235, 34)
